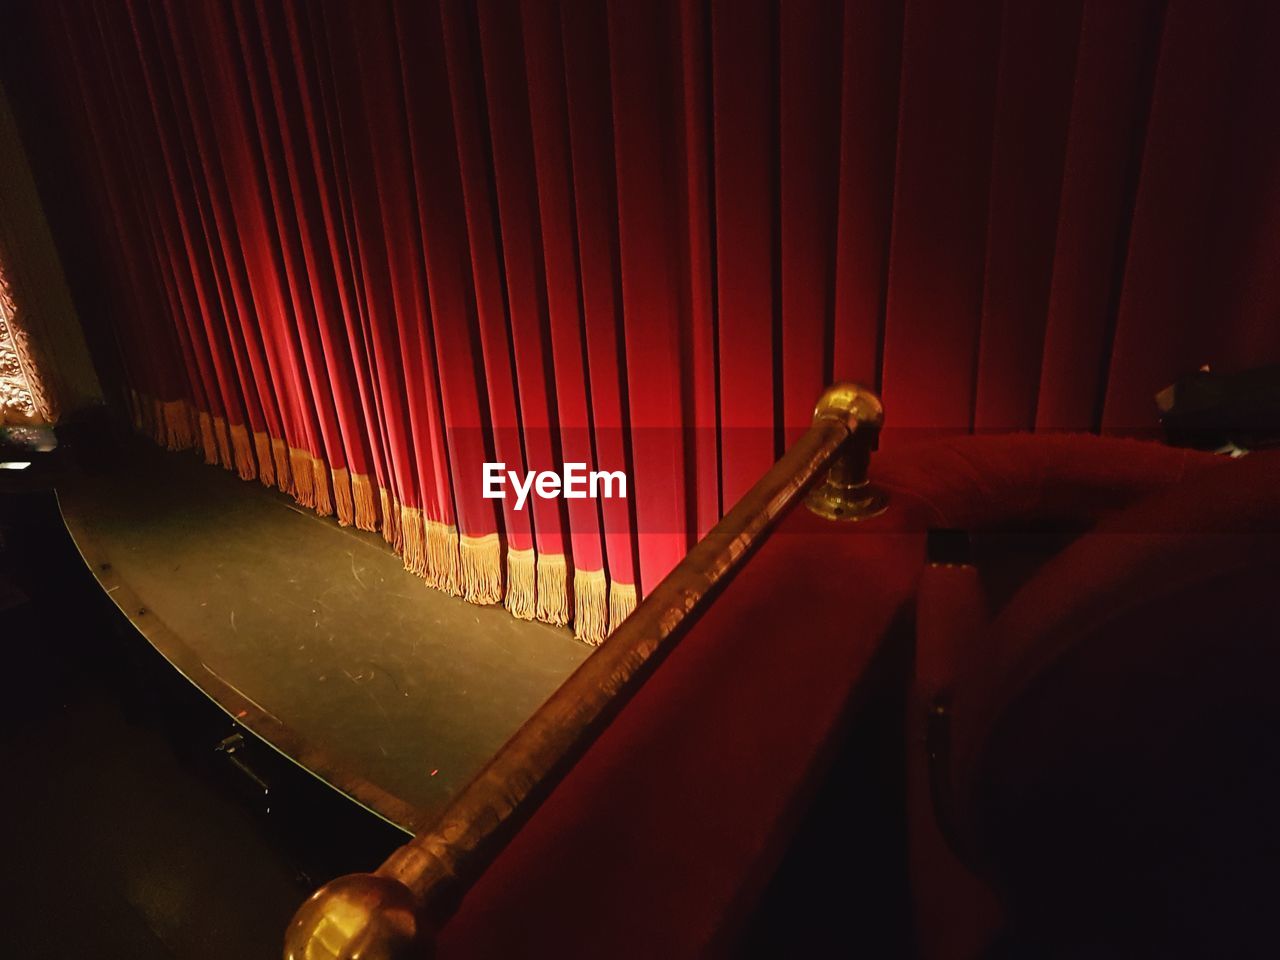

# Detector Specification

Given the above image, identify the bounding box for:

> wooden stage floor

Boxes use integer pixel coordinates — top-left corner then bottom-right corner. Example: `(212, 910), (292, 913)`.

(57, 444), (589, 832)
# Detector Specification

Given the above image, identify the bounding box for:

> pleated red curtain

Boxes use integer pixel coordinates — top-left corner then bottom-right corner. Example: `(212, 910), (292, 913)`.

(26, 0), (1280, 642)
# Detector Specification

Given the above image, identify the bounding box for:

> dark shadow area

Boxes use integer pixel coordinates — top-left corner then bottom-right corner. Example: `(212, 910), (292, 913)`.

(0, 475), (404, 959)
(739, 606), (915, 957)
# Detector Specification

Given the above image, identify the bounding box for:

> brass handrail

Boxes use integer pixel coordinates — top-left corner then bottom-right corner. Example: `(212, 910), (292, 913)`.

(284, 383), (886, 959)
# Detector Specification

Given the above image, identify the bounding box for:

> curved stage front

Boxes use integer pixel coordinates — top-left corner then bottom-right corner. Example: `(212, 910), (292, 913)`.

(58, 444), (590, 832)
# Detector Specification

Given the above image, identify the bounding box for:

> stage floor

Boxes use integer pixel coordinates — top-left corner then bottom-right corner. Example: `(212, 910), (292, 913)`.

(58, 444), (589, 831)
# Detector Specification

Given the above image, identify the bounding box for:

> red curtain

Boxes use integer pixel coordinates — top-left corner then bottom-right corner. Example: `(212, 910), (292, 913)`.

(20, 0), (1280, 642)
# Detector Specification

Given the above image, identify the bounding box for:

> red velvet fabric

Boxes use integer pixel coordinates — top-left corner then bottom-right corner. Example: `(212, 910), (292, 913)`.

(12, 0), (1279, 624)
(903, 447), (1277, 957)
(436, 435), (1220, 956)
(437, 0), (534, 559)
(951, 449), (1280, 813)
(938, 450), (1280, 954)
(874, 432), (1221, 529)
(441, 498), (927, 959)
(910, 563), (1001, 960)
(896, 439), (1224, 956)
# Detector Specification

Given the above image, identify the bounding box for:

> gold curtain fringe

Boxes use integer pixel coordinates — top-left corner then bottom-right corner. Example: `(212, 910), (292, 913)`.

(143, 396), (160, 440)
(228, 423), (256, 480)
(156, 399), (177, 449)
(379, 487), (395, 543)
(505, 548), (536, 620)
(161, 399), (194, 451)
(271, 437), (292, 494)
(609, 581), (637, 634)
(129, 393), (632, 646)
(400, 505), (427, 577)
(460, 534), (502, 604)
(186, 404), (202, 450)
(573, 569), (609, 646)
(197, 412), (218, 465)
(130, 393), (194, 453)
(253, 431), (275, 487)
(397, 510), (465, 597)
(331, 467), (354, 526)
(213, 417), (233, 471)
(426, 521), (461, 596)
(379, 488), (403, 551)
(136, 395), (152, 440)
(290, 447), (315, 507)
(149, 397), (164, 445)
(128, 389), (145, 434)
(535, 553), (570, 626)
(351, 473), (378, 531)
(311, 456), (333, 516)
(160, 407), (175, 446)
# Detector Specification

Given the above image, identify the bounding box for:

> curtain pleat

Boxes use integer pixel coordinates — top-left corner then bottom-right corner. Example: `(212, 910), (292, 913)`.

(607, 0), (692, 595)
(394, 0), (503, 602)
(283, 0), (389, 514)
(52, 32), (164, 432)
(829, 0), (902, 393)
(30, 0), (1280, 642)
(241, 0), (360, 499)
(779, 0), (842, 443)
(712, 0), (778, 505)
(157, 0), (273, 461)
(436, 0), (539, 617)
(879, 0), (1003, 434)
(972, 0), (1082, 432)
(476, 0), (574, 623)
(520, 0), (610, 633)
(1101, 0), (1278, 432)
(1035, 0), (1167, 432)
(675, 0), (721, 540)
(560, 0), (640, 625)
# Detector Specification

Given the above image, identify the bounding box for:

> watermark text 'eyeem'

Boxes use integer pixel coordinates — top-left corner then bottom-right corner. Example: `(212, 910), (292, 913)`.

(482, 463), (627, 511)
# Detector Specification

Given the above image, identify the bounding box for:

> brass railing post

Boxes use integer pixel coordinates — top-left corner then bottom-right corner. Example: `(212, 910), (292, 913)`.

(284, 383), (887, 959)
(804, 382), (888, 521)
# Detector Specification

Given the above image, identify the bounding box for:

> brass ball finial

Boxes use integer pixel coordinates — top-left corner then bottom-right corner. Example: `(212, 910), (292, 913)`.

(812, 382), (884, 431)
(806, 383), (888, 522)
(284, 873), (425, 960)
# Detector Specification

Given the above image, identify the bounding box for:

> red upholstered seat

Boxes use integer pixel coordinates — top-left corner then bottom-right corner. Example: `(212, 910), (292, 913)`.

(940, 450), (1280, 957)
(907, 448), (1280, 957)
(438, 436), (1229, 958)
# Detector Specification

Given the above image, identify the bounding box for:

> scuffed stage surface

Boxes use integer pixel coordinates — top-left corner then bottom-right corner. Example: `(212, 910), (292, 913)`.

(57, 444), (589, 831)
